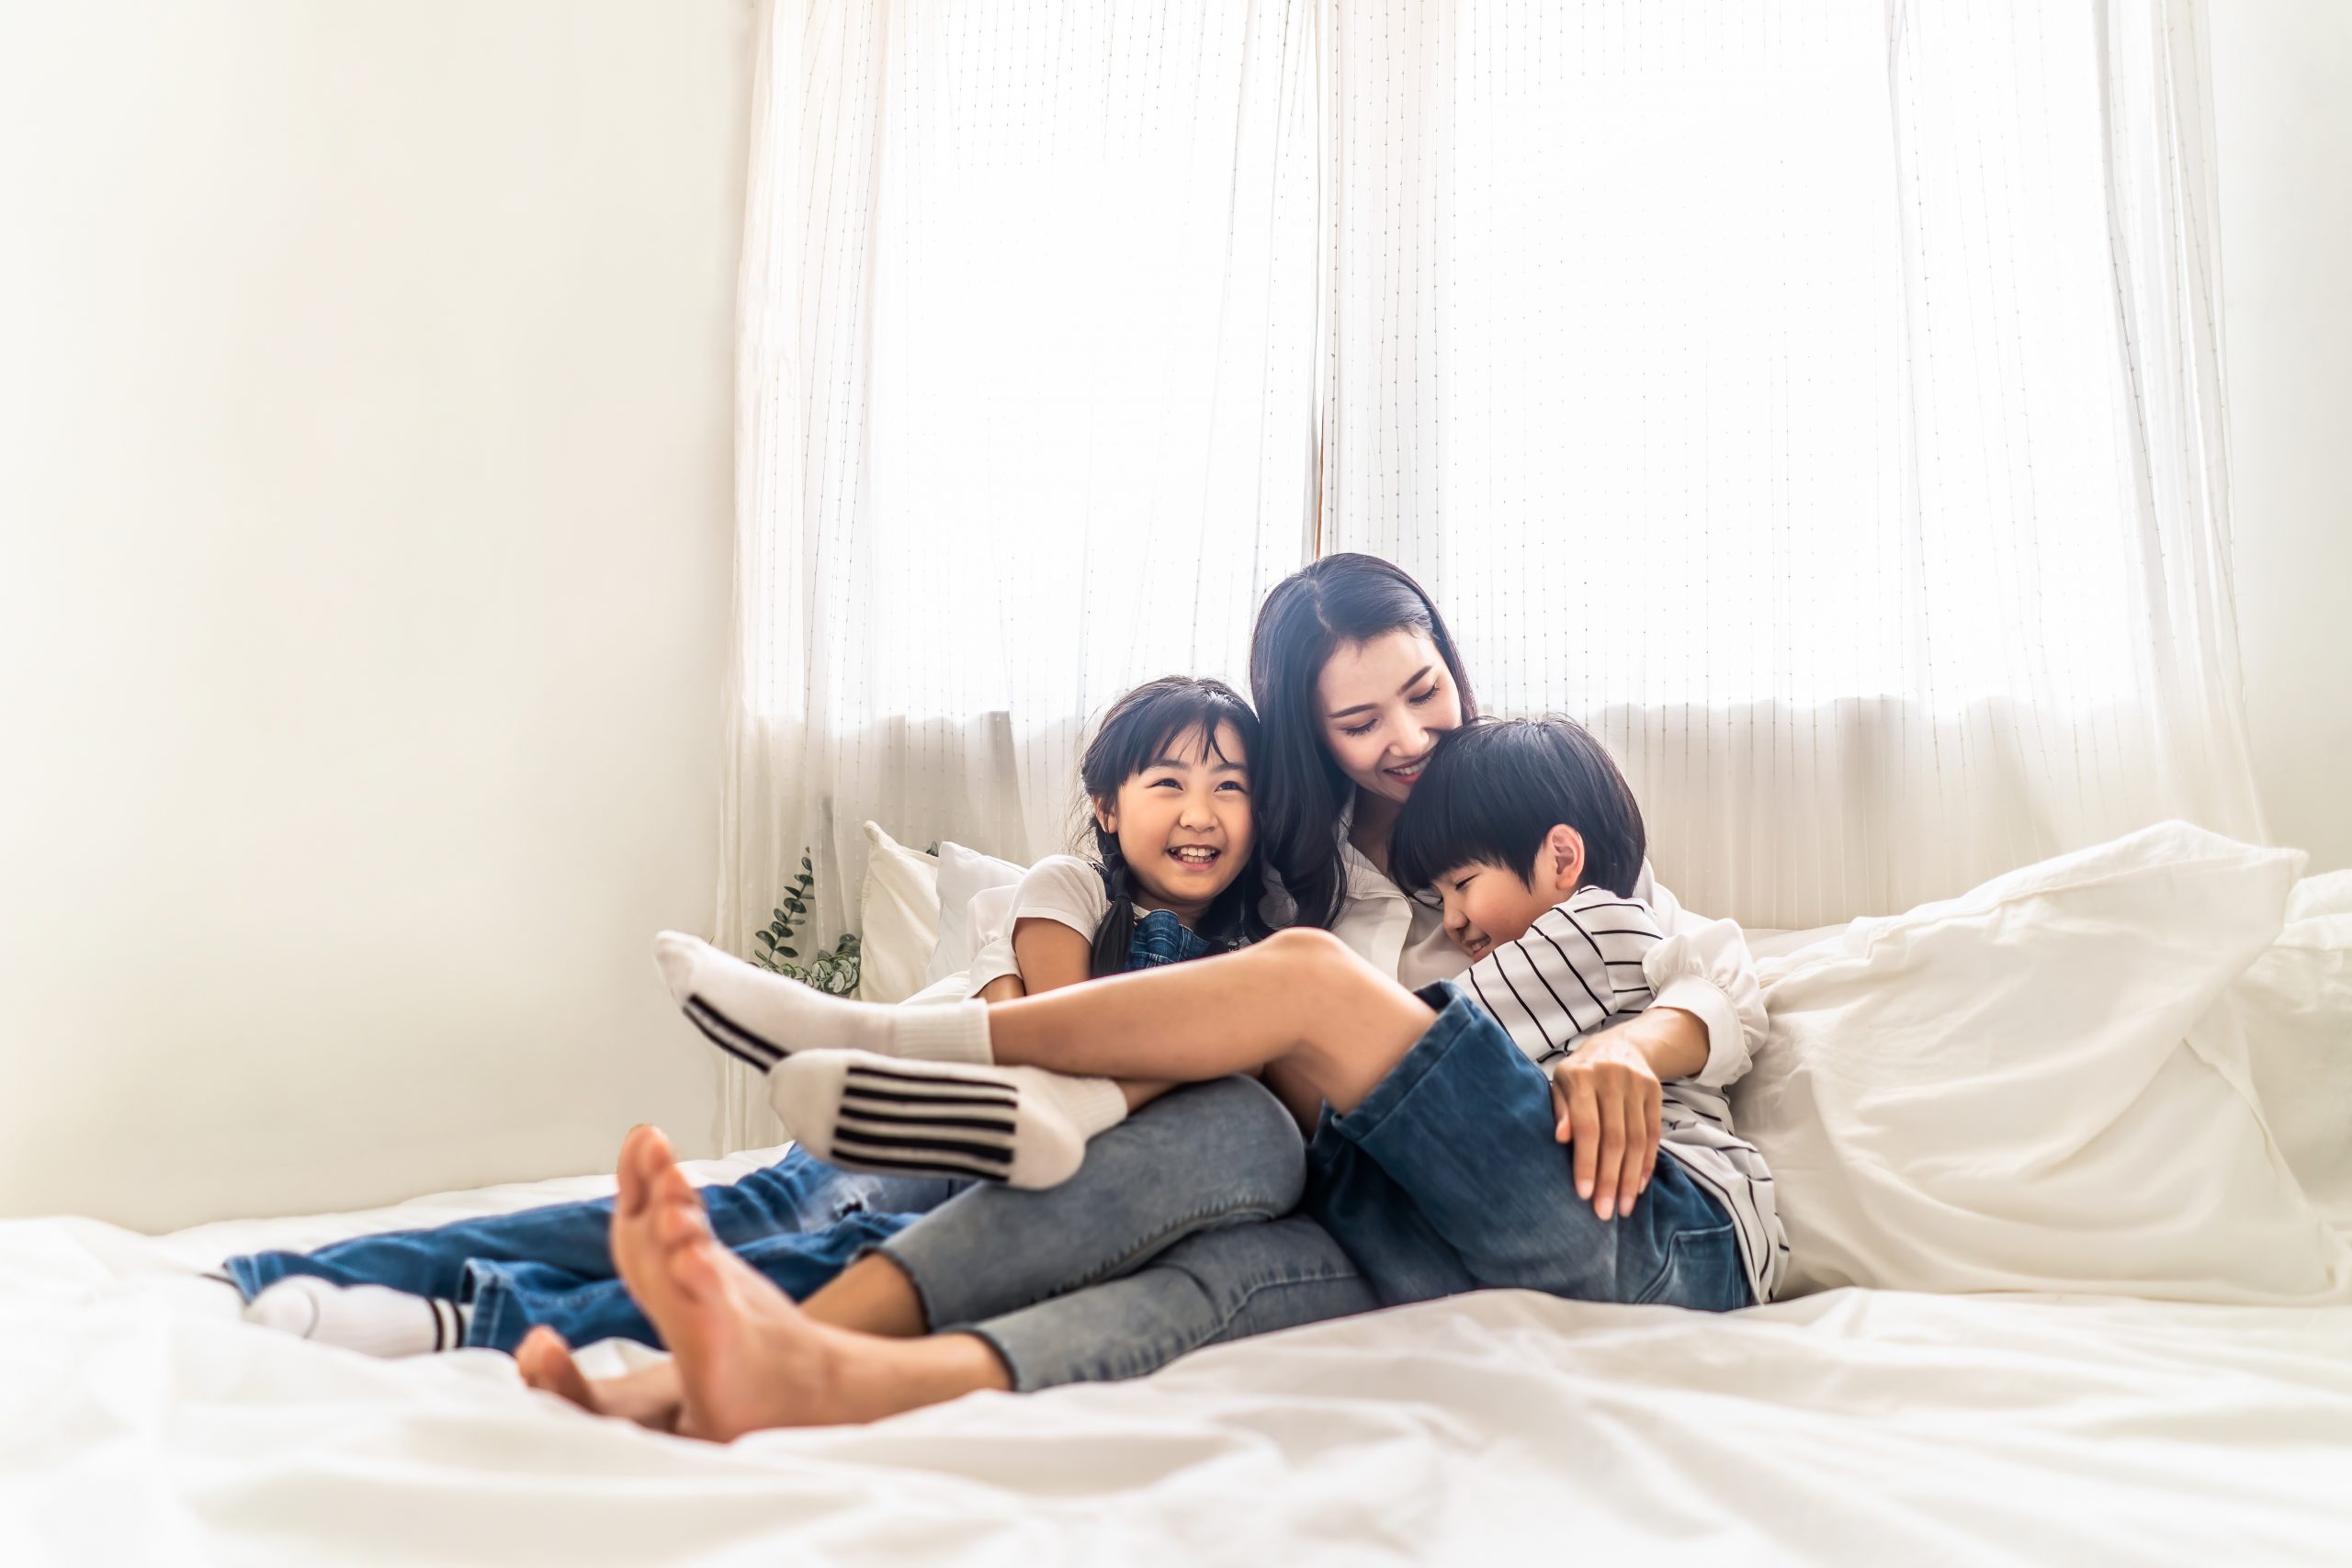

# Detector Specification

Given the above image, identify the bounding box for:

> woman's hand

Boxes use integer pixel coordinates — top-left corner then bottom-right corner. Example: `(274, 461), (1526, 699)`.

(1548, 1006), (1702, 1221)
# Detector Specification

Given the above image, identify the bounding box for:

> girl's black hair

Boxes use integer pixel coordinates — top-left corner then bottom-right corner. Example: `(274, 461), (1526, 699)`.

(1390, 717), (1648, 899)
(1247, 553), (1479, 930)
(1081, 675), (1274, 975)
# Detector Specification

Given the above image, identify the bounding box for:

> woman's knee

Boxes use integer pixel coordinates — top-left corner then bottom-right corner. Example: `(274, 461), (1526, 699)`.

(1144, 1075), (1307, 1216)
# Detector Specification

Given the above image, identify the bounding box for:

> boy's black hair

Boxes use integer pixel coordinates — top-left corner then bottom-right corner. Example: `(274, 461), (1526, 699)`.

(1080, 675), (1274, 975)
(1389, 717), (1646, 898)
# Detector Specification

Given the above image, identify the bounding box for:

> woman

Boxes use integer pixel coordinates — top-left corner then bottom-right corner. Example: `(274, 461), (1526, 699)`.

(525, 555), (1764, 1435)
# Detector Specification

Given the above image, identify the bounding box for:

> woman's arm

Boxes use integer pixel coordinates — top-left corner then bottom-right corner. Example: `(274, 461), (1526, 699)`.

(1636, 873), (1769, 1089)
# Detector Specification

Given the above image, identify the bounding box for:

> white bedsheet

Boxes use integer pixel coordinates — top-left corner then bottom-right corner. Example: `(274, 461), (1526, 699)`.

(5, 1149), (2349, 1566)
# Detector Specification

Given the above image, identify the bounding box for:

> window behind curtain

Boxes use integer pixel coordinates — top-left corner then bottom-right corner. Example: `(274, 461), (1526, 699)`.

(1318, 0), (2257, 926)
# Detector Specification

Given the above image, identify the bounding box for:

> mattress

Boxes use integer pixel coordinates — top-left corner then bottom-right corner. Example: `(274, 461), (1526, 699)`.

(4, 1146), (2348, 1566)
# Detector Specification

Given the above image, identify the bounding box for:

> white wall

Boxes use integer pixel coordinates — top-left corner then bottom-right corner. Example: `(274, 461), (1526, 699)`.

(0, 3), (752, 1230)
(2209, 0), (2352, 875)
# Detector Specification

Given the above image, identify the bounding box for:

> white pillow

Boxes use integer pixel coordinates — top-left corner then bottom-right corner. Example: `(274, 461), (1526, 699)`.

(856, 822), (940, 1004)
(926, 840), (1028, 984)
(2198, 870), (2352, 1235)
(1733, 821), (2352, 1306)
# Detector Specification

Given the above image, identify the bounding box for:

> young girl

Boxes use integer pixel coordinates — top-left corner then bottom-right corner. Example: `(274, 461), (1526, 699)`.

(224, 676), (1288, 1359)
(714, 675), (1276, 1188)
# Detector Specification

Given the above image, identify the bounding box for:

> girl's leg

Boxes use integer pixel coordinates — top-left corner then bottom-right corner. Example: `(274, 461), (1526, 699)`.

(672, 926), (1436, 1118)
(977, 928), (1435, 1113)
(463, 1209), (910, 1352)
(222, 1145), (956, 1305)
(746, 931), (1437, 1190)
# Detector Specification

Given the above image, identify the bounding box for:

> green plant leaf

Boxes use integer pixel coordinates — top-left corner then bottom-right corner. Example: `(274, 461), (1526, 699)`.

(778, 945), (798, 959)
(753, 930), (775, 948)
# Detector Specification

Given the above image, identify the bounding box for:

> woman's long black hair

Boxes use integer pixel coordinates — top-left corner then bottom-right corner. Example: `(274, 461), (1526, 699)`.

(1247, 554), (1479, 931)
(1080, 675), (1275, 976)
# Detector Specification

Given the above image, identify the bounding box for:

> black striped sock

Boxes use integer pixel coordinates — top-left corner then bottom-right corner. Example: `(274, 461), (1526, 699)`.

(769, 1051), (1127, 1190)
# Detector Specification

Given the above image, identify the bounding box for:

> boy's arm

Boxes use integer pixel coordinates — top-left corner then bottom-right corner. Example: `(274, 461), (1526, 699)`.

(1544, 1021), (1686, 1224)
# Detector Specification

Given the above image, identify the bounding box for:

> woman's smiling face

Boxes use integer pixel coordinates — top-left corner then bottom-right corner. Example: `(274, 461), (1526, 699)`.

(1316, 630), (1465, 807)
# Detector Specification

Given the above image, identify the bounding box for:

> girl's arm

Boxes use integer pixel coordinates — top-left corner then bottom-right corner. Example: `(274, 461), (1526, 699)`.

(1010, 916), (1093, 996)
(966, 855), (1106, 1002)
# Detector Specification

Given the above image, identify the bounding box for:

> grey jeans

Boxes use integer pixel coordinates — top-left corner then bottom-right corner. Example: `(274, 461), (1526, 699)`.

(876, 1074), (1380, 1391)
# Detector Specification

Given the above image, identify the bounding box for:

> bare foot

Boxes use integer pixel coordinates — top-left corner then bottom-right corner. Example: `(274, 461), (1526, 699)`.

(516, 1326), (685, 1434)
(606, 1125), (1010, 1441)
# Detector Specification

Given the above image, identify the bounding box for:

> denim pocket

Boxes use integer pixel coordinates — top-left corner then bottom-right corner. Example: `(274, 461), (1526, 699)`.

(1632, 1220), (1746, 1311)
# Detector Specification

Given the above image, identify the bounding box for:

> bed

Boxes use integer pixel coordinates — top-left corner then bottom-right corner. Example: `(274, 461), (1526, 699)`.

(6, 822), (2349, 1564)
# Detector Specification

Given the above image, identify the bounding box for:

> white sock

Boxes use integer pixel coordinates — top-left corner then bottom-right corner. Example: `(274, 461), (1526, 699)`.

(768, 1049), (1127, 1190)
(241, 1277), (469, 1357)
(653, 931), (992, 1073)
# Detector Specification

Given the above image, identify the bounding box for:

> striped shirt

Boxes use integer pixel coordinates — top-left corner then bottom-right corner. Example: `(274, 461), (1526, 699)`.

(1463, 886), (1787, 1305)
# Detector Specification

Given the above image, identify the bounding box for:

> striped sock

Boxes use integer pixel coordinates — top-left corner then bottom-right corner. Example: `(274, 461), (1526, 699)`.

(653, 931), (991, 1071)
(242, 1277), (470, 1357)
(768, 1050), (1127, 1190)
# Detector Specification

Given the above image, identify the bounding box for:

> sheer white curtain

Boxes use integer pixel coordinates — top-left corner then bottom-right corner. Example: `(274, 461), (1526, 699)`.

(718, 0), (1322, 1145)
(1319, 0), (2262, 929)
(719, 0), (2264, 1143)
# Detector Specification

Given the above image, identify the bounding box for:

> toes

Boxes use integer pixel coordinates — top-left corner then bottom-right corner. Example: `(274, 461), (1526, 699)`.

(669, 1225), (729, 1305)
(517, 1328), (599, 1414)
(639, 1127), (680, 1189)
(652, 1190), (711, 1259)
(616, 1124), (671, 1217)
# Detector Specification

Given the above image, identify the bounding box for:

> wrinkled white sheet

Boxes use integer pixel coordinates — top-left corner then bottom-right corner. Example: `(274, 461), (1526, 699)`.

(4, 1150), (2349, 1566)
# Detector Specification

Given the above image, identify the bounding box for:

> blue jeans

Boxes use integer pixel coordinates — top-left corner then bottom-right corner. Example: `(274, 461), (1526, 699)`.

(934, 983), (1748, 1392)
(220, 1075), (1314, 1355)
(873, 1075), (1375, 1390)
(222, 1150), (963, 1352)
(946, 1213), (1378, 1390)
(1303, 982), (1752, 1312)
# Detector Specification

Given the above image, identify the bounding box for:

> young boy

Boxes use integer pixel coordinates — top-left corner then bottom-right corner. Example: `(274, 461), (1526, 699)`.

(662, 716), (1784, 1315)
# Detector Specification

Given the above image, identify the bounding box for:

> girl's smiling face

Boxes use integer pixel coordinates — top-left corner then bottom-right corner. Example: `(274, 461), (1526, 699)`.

(1316, 631), (1466, 807)
(1094, 720), (1255, 921)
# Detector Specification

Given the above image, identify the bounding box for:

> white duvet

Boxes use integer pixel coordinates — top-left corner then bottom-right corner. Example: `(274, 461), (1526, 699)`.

(4, 1161), (2351, 1567)
(7, 824), (2352, 1564)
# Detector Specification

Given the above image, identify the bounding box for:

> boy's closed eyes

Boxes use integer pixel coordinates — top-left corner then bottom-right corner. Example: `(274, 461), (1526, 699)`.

(1434, 823), (1591, 960)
